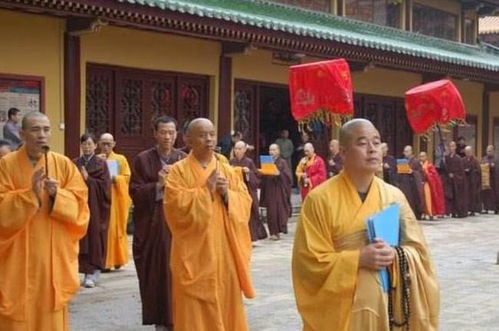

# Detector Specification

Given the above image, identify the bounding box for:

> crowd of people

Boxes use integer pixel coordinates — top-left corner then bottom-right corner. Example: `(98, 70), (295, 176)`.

(0, 111), (441, 330)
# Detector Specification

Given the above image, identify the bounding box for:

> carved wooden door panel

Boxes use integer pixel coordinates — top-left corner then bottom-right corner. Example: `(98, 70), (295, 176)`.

(86, 65), (208, 161)
(234, 81), (258, 155)
(86, 66), (113, 137)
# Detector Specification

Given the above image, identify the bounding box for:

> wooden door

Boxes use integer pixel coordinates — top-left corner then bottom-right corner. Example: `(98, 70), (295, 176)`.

(86, 64), (208, 161)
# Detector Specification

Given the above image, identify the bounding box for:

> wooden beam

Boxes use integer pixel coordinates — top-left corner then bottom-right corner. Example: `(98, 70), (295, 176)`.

(217, 56), (232, 140)
(482, 89), (490, 153)
(221, 42), (252, 57)
(63, 33), (81, 159)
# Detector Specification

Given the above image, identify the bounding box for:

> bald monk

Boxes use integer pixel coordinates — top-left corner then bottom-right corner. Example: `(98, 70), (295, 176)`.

(443, 141), (467, 218)
(296, 142), (327, 199)
(381, 143), (397, 185)
(130, 116), (186, 330)
(398, 145), (425, 219)
(230, 140), (268, 241)
(164, 118), (254, 331)
(260, 143), (292, 240)
(481, 145), (499, 214)
(0, 112), (89, 330)
(292, 119), (439, 331)
(419, 152), (445, 219)
(0, 139), (12, 159)
(463, 146), (482, 216)
(74, 133), (111, 288)
(327, 139), (343, 178)
(99, 133), (131, 269)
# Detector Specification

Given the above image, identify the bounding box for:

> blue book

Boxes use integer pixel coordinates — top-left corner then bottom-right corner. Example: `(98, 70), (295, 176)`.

(365, 203), (401, 292)
(106, 160), (119, 178)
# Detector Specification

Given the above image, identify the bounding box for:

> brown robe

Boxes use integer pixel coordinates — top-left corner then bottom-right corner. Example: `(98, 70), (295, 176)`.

(326, 153), (343, 178)
(260, 156), (292, 236)
(130, 147), (186, 327)
(73, 154), (111, 274)
(463, 156), (482, 213)
(398, 157), (424, 219)
(382, 154), (397, 185)
(481, 155), (499, 212)
(443, 154), (468, 218)
(230, 157), (268, 241)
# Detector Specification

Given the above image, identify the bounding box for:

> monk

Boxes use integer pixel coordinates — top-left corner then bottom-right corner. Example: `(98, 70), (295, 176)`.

(74, 133), (111, 288)
(398, 145), (424, 219)
(292, 119), (439, 331)
(99, 133), (131, 269)
(130, 116), (187, 330)
(481, 145), (499, 214)
(230, 140), (268, 241)
(296, 142), (327, 199)
(443, 141), (467, 218)
(381, 143), (397, 185)
(0, 112), (89, 330)
(163, 118), (254, 331)
(0, 139), (12, 159)
(327, 139), (343, 178)
(260, 143), (292, 240)
(419, 152), (445, 219)
(463, 146), (482, 216)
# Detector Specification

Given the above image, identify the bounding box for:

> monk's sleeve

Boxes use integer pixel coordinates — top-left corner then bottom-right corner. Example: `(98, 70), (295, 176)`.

(226, 168), (252, 226)
(164, 164), (212, 231)
(310, 157), (327, 187)
(295, 159), (305, 182)
(130, 156), (157, 205)
(292, 195), (359, 330)
(51, 160), (89, 239)
(0, 160), (39, 240)
(397, 190), (440, 329)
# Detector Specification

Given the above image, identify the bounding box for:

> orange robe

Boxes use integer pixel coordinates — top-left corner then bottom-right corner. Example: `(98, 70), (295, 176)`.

(0, 146), (89, 331)
(292, 172), (439, 331)
(164, 153), (255, 331)
(104, 151), (131, 268)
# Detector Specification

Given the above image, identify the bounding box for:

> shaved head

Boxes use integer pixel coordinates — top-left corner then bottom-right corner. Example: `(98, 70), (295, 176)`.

(464, 145), (473, 157)
(99, 132), (116, 156)
(233, 140), (248, 160)
(338, 118), (382, 176)
(269, 143), (280, 158)
(185, 118), (216, 158)
(339, 119), (377, 148)
(21, 111), (48, 130)
(186, 118), (213, 136)
(100, 133), (114, 141)
(419, 151), (428, 162)
(304, 142), (315, 157)
(403, 145), (413, 158)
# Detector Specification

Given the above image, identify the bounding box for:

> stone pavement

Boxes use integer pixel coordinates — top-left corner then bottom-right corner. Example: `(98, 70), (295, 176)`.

(71, 213), (499, 330)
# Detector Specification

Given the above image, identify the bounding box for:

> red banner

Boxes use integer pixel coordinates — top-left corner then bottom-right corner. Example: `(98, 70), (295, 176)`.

(405, 79), (465, 134)
(289, 59), (353, 124)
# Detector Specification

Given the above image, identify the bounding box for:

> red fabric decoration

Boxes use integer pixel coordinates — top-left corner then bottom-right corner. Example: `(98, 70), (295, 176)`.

(289, 59), (353, 126)
(405, 79), (466, 134)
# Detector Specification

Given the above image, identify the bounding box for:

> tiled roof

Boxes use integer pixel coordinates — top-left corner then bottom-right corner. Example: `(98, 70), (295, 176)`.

(480, 16), (499, 34)
(119, 0), (499, 71)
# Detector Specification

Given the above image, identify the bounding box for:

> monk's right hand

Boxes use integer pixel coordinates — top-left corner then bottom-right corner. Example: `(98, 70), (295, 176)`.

(207, 170), (218, 193)
(32, 168), (45, 201)
(359, 238), (395, 270)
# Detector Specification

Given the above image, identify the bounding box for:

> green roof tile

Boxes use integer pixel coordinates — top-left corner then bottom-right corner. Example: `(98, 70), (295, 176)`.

(117, 0), (499, 71)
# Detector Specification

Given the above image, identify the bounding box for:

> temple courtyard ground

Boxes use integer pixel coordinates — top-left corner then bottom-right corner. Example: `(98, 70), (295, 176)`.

(71, 213), (499, 330)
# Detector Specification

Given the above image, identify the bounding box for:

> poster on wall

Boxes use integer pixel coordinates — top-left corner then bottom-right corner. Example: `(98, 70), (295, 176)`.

(0, 78), (41, 139)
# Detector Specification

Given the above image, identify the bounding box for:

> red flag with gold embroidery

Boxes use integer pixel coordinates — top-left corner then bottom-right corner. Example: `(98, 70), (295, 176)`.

(405, 79), (466, 134)
(289, 59), (353, 127)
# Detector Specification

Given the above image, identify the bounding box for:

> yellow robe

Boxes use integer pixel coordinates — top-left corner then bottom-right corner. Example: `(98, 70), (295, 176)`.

(104, 151), (131, 268)
(295, 155), (314, 188)
(0, 146), (89, 331)
(292, 171), (439, 331)
(164, 153), (254, 331)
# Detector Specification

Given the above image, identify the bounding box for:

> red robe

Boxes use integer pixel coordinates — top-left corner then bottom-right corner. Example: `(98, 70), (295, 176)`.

(296, 155), (327, 199)
(421, 161), (446, 216)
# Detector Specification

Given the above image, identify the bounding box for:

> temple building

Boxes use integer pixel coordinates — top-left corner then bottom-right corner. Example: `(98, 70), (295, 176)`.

(1, 0), (498, 161)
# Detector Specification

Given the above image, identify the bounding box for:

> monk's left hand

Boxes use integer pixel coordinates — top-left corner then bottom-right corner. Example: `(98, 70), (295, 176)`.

(44, 178), (59, 197)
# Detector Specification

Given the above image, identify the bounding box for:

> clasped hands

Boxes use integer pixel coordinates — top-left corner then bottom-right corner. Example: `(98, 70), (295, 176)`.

(207, 170), (228, 197)
(158, 164), (172, 188)
(359, 238), (396, 270)
(32, 168), (59, 201)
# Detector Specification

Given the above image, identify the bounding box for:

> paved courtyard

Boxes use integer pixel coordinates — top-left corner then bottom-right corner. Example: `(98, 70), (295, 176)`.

(71, 213), (499, 330)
